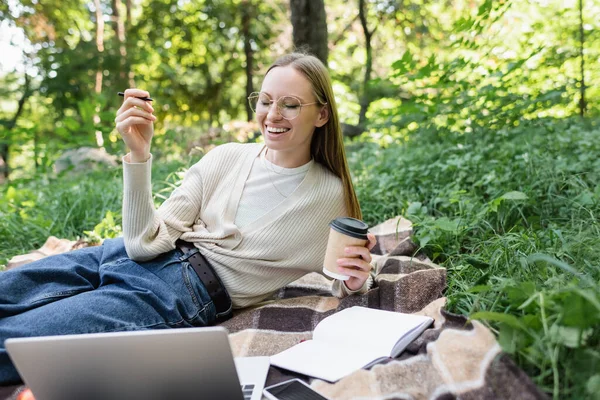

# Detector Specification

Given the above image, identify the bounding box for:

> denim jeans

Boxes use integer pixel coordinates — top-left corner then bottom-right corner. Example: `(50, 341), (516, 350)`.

(0, 238), (216, 385)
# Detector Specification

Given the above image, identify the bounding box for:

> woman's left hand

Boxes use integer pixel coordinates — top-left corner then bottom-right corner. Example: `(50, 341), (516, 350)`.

(337, 233), (377, 291)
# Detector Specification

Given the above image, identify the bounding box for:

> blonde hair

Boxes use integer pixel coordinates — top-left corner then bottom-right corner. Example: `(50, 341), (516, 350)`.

(266, 53), (362, 220)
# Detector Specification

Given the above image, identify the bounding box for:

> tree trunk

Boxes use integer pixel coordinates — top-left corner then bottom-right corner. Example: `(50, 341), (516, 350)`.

(94, 0), (104, 95)
(578, 0), (586, 117)
(111, 0), (127, 78)
(0, 74), (32, 182)
(112, 0), (134, 88)
(33, 126), (39, 171)
(242, 0), (254, 121)
(125, 0), (132, 31)
(94, 0), (105, 147)
(289, 0), (328, 66)
(124, 0), (135, 86)
(358, 0), (374, 127)
(0, 141), (8, 184)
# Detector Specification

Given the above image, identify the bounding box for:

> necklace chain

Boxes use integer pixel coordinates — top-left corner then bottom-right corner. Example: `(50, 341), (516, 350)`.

(264, 149), (287, 175)
(264, 149), (288, 198)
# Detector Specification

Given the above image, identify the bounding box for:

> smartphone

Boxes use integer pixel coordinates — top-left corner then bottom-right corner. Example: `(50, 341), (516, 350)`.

(263, 378), (331, 400)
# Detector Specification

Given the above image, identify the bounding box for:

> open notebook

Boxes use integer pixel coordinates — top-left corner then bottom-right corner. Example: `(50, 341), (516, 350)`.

(270, 306), (433, 382)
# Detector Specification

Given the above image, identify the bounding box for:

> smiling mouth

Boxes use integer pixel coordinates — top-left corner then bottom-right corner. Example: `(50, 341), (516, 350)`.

(266, 126), (291, 134)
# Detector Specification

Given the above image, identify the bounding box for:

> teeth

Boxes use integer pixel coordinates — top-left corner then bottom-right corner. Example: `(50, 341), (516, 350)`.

(267, 126), (290, 133)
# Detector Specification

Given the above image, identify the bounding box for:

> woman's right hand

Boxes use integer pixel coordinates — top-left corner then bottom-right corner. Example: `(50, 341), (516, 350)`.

(115, 88), (156, 163)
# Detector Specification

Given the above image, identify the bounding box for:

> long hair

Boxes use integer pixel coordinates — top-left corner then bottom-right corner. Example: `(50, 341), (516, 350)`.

(265, 53), (362, 220)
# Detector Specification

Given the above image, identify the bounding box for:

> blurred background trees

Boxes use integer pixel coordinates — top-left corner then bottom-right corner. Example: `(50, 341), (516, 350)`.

(1, 0), (598, 181)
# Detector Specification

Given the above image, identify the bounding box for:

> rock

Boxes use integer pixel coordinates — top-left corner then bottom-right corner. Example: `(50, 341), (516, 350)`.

(54, 147), (118, 173)
(187, 121), (260, 156)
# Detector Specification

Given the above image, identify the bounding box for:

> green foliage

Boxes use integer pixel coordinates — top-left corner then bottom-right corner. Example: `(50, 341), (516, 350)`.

(367, 0), (600, 143)
(130, 0), (284, 126)
(2, 0), (286, 179)
(83, 210), (122, 244)
(0, 159), (187, 268)
(349, 116), (600, 399)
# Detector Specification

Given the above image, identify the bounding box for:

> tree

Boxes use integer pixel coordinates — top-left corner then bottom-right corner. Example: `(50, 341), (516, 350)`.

(111, 0), (133, 87)
(358, 0), (375, 127)
(328, 0), (407, 137)
(289, 0), (328, 65)
(93, 0), (105, 147)
(578, 0), (586, 116)
(134, 0), (282, 129)
(0, 72), (33, 182)
(242, 0), (255, 122)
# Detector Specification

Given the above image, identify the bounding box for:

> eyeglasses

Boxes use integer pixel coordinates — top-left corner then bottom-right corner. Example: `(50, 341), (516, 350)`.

(247, 92), (326, 120)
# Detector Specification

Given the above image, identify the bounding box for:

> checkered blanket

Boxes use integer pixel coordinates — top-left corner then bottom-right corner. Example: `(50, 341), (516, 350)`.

(1, 217), (548, 400)
(221, 253), (547, 399)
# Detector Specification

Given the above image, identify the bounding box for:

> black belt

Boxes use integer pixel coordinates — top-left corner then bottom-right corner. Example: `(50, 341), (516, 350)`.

(176, 239), (232, 323)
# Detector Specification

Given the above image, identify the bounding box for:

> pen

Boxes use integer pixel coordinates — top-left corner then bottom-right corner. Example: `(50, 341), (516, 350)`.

(118, 92), (153, 102)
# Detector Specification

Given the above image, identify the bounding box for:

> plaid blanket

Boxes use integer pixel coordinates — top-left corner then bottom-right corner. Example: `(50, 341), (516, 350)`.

(222, 256), (547, 399)
(1, 217), (548, 400)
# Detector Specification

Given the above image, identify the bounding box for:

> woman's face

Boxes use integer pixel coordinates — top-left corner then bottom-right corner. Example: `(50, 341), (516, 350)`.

(257, 66), (328, 167)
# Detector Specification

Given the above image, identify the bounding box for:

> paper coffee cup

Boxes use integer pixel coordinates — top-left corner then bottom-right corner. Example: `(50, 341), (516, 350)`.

(323, 217), (369, 281)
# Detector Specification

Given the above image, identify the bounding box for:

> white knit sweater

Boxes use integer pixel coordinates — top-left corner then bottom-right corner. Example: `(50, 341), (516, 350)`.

(122, 142), (369, 308)
(235, 148), (312, 228)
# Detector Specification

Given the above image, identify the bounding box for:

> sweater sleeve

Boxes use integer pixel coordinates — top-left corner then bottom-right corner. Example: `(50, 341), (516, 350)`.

(122, 154), (205, 261)
(331, 275), (373, 298)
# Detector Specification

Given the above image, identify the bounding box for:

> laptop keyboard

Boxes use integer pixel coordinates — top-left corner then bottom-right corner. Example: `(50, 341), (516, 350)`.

(241, 384), (255, 400)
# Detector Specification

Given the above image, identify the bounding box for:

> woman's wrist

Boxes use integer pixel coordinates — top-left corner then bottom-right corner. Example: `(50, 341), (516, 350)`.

(129, 151), (151, 163)
(344, 279), (364, 292)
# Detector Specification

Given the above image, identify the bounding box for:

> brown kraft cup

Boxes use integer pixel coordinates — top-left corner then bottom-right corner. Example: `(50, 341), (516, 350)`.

(323, 217), (369, 281)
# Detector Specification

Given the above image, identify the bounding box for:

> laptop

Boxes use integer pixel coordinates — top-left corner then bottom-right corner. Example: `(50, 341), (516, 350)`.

(6, 327), (270, 400)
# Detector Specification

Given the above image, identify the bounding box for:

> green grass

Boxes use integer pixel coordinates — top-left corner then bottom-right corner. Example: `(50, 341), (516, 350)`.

(348, 116), (600, 399)
(1, 116), (599, 399)
(0, 159), (186, 265)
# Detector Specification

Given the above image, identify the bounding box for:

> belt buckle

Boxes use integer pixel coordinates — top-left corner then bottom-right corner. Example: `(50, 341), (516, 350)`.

(178, 246), (199, 261)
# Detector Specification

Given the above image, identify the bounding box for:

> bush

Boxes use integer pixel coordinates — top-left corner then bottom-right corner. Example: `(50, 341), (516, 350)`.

(349, 116), (600, 399)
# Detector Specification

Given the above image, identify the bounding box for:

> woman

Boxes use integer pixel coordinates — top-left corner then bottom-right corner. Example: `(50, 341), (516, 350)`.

(0, 52), (376, 385)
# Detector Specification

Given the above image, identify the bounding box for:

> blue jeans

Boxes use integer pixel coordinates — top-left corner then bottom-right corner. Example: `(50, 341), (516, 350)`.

(0, 238), (216, 385)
